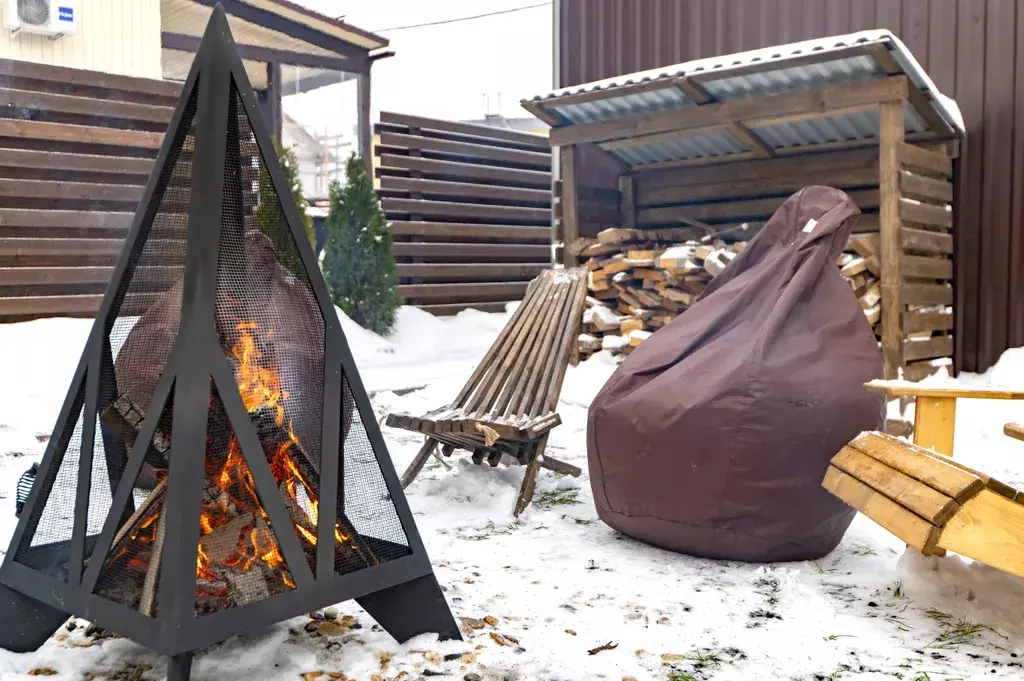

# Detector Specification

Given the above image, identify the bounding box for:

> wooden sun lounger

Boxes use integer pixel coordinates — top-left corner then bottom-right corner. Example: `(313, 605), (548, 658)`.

(823, 431), (1024, 580)
(385, 267), (589, 516)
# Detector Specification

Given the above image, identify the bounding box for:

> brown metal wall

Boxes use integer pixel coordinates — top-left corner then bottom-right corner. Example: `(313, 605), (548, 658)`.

(557, 0), (1024, 375)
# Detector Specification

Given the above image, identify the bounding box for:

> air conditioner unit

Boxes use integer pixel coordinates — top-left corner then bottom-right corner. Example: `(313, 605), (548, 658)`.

(5, 0), (77, 37)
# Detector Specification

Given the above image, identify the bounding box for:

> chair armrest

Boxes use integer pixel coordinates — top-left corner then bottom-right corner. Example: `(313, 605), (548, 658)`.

(1005, 423), (1024, 443)
(864, 379), (1024, 401)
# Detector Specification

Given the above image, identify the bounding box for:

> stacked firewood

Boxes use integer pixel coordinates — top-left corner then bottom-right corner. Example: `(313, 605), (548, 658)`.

(576, 228), (883, 360)
(838, 233), (883, 340)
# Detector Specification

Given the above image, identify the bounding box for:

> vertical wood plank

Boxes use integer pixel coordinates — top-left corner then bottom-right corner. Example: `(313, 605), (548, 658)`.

(849, 0), (878, 31)
(880, 100), (906, 379)
(926, 0), (957, 94)
(1012, 2), (1024, 349)
(954, 0), (987, 373)
(901, 0), (929, 68)
(562, 146), (580, 267)
(875, 0), (903, 34)
(686, 0), (705, 61)
(825, 0), (847, 35)
(761, 0), (781, 48)
(980, 0), (1016, 370)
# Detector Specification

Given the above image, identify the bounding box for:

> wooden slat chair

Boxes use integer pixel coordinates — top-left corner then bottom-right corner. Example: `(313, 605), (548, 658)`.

(864, 379), (1024, 457)
(385, 267), (589, 516)
(823, 431), (1024, 578)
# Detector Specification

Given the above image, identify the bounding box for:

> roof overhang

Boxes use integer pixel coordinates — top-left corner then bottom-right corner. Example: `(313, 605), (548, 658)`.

(524, 31), (964, 172)
(161, 0), (391, 89)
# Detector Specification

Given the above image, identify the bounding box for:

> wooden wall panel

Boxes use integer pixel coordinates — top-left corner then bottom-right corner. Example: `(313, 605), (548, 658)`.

(373, 112), (552, 316)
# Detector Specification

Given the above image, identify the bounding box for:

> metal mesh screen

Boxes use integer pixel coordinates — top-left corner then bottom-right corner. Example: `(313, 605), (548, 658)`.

(91, 85), (198, 582)
(336, 377), (411, 576)
(214, 82), (326, 578)
(92, 395), (174, 618)
(13, 384), (86, 582)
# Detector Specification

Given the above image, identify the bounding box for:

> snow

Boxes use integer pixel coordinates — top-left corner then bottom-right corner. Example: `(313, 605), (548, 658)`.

(1, 309), (1023, 680)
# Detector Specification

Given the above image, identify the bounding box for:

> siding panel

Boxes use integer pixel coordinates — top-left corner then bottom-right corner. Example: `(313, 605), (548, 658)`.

(0, 0), (161, 80)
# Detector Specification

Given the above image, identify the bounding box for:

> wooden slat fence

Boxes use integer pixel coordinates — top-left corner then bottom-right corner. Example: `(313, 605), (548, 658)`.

(0, 57), (181, 321)
(374, 111), (553, 316)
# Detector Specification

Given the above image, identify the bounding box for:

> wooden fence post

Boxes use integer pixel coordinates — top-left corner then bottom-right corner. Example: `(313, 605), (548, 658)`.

(562, 145), (579, 267)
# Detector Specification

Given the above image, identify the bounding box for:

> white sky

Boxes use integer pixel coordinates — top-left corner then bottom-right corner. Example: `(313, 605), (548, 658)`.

(286, 0), (554, 136)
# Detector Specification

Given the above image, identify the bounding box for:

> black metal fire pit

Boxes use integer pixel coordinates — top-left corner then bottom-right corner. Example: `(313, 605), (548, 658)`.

(0, 5), (460, 679)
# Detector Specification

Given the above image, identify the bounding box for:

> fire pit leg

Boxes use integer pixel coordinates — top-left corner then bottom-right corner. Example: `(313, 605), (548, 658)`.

(167, 651), (193, 681)
(355, 573), (462, 644)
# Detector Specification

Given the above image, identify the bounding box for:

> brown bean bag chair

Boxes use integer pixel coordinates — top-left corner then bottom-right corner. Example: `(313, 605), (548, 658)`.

(114, 230), (344, 479)
(587, 186), (885, 562)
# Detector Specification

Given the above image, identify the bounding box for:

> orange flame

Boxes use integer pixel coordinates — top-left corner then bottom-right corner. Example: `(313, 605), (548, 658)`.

(195, 321), (360, 592)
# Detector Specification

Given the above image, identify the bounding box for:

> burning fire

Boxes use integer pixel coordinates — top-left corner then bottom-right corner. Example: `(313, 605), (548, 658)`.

(194, 321), (360, 594)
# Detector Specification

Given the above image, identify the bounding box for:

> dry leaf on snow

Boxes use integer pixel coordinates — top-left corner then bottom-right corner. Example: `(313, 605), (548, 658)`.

(587, 641), (618, 655)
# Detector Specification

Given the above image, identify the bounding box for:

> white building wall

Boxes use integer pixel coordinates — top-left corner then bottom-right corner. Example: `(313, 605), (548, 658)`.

(0, 0), (162, 79)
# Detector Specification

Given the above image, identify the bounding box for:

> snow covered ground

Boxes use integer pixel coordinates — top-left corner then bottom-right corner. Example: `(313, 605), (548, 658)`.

(1, 306), (1023, 681)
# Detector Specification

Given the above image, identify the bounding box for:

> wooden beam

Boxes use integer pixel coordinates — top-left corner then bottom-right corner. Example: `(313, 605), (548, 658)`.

(549, 76), (909, 147)
(903, 308), (954, 334)
(376, 153), (551, 186)
(266, 62), (283, 142)
(899, 171), (953, 203)
(673, 77), (712, 104)
(618, 175), (636, 230)
(380, 111), (548, 148)
(379, 176), (550, 204)
(897, 142), (953, 178)
(902, 283), (953, 306)
(636, 147), (879, 191)
(728, 122), (772, 158)
(0, 119), (163, 149)
(377, 131), (550, 168)
(598, 124), (728, 152)
(562, 146), (580, 267)
(160, 31), (367, 72)
(388, 221), (550, 242)
(900, 198), (953, 228)
(879, 100), (905, 379)
(357, 70), (371, 168)
(192, 0), (372, 63)
(0, 87), (172, 124)
(520, 99), (564, 128)
(901, 227), (954, 253)
(866, 43), (954, 138)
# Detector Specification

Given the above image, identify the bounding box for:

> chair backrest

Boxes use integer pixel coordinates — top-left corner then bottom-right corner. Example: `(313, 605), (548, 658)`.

(450, 267), (588, 422)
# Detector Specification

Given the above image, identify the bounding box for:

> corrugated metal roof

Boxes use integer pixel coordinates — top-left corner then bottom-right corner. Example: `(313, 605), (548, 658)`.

(525, 30), (963, 169)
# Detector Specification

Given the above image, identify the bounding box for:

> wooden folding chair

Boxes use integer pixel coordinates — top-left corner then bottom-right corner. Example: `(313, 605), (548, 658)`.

(385, 268), (589, 516)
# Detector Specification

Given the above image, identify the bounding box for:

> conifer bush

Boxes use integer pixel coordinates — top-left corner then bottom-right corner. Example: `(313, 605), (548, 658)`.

(322, 154), (401, 335)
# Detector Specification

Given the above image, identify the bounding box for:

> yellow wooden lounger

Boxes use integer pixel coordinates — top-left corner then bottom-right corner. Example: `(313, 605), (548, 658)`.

(823, 382), (1024, 580)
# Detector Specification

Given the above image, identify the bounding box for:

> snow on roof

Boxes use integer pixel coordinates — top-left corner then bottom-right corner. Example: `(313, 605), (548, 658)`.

(524, 31), (963, 169)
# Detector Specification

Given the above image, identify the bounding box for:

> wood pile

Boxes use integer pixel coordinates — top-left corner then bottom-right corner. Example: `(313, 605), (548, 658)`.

(576, 228), (885, 360)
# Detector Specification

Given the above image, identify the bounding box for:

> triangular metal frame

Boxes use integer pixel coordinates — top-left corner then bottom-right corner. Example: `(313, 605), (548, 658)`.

(0, 5), (459, 675)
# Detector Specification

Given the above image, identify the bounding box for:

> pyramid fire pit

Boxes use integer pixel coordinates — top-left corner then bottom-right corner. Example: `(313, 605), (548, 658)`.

(0, 6), (459, 679)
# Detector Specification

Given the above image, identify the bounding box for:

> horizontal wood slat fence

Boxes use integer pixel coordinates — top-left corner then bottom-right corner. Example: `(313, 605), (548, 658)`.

(374, 111), (553, 316)
(0, 57), (181, 321)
